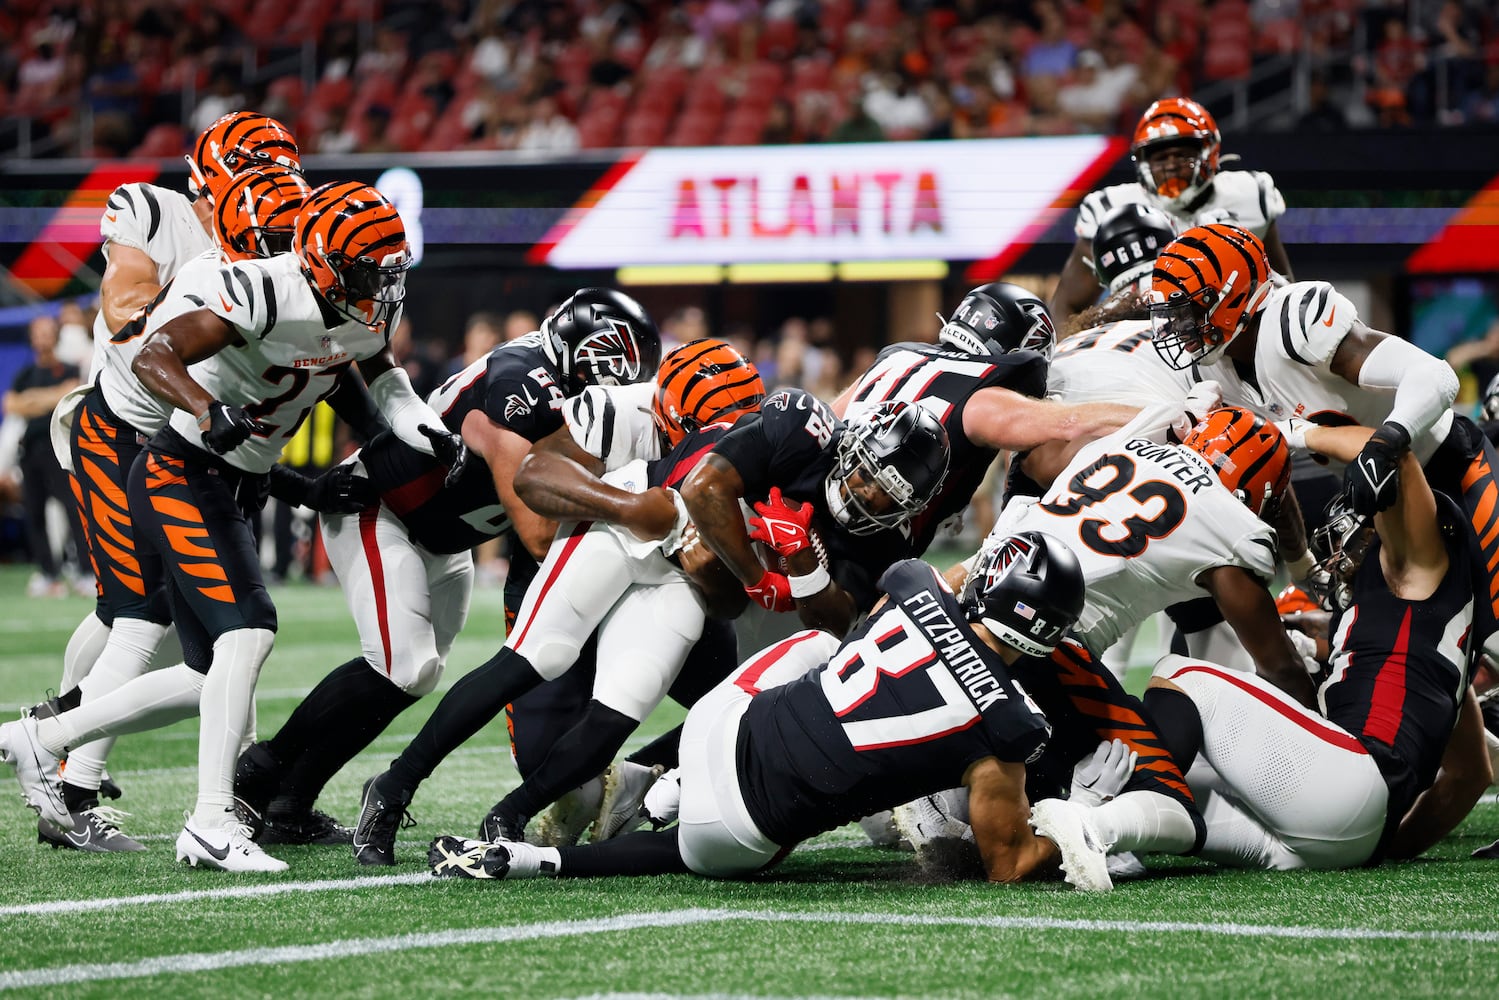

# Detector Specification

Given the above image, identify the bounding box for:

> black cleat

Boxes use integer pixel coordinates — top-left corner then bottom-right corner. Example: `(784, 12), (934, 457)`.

(97, 774), (123, 800)
(429, 835), (515, 879)
(353, 772), (414, 866)
(478, 802), (528, 844)
(232, 742), (282, 830)
(38, 805), (146, 853)
(1474, 838), (1499, 860)
(261, 808), (354, 846)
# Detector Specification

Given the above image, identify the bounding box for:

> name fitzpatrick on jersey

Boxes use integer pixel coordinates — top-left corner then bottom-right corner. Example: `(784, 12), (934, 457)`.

(1122, 438), (1217, 493)
(902, 588), (1007, 710)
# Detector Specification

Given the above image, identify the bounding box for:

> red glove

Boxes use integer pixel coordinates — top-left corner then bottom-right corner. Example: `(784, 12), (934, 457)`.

(748, 487), (814, 557)
(745, 568), (795, 613)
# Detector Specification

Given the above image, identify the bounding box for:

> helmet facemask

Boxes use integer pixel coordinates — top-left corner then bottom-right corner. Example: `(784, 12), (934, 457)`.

(320, 240), (411, 330)
(1134, 138), (1216, 213)
(1311, 498), (1375, 612)
(1150, 271), (1240, 370)
(823, 411), (940, 537)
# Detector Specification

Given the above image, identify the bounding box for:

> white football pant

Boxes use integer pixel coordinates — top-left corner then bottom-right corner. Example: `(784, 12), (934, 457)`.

(321, 503), (473, 697)
(1152, 654), (1388, 870)
(677, 630), (840, 877)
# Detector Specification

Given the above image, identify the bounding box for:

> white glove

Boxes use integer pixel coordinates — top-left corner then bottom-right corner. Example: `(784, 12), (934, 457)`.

(1274, 416), (1312, 452)
(1172, 379), (1223, 440)
(1069, 738), (1137, 807)
(1288, 629), (1322, 675)
(657, 488), (692, 556)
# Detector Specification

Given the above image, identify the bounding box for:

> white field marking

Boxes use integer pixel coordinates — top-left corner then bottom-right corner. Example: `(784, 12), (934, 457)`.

(4, 906), (1498, 990)
(570, 995), (899, 1000)
(0, 872), (432, 917)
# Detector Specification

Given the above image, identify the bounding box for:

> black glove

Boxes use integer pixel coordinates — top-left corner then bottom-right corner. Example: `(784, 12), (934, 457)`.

(419, 423), (468, 488)
(305, 464), (377, 514)
(199, 400), (268, 454)
(1342, 420), (1410, 516)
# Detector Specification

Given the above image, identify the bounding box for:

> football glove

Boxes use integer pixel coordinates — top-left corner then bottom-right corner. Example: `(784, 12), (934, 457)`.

(418, 424), (469, 488)
(198, 400), (268, 454)
(748, 487), (815, 557)
(1069, 739), (1137, 808)
(1342, 420), (1409, 516)
(745, 568), (795, 613)
(1273, 416), (1313, 452)
(305, 463), (377, 514)
(1170, 379), (1223, 442)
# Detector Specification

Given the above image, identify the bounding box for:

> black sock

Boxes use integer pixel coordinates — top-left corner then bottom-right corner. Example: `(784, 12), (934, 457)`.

(499, 700), (638, 819)
(60, 780), (97, 813)
(58, 687), (83, 713)
(265, 657), (376, 763)
(270, 664), (419, 812)
(1143, 687), (1204, 770)
(386, 647), (542, 795)
(625, 724), (683, 770)
(557, 827), (688, 877)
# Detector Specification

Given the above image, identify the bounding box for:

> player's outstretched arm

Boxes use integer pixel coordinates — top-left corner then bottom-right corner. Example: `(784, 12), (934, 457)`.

(1049, 236), (1103, 326)
(513, 432), (678, 537)
(1387, 687), (1492, 860)
(99, 244), (162, 334)
(461, 410), (558, 561)
(1201, 565), (1318, 707)
(965, 757), (1056, 883)
(965, 387), (1138, 454)
(1263, 221), (1294, 281)
(132, 308), (240, 418)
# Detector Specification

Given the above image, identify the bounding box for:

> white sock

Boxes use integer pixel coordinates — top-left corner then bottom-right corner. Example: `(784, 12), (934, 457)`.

(149, 624), (183, 671)
(1089, 790), (1199, 855)
(61, 612), (111, 692)
(503, 841), (562, 878)
(193, 628), (274, 829)
(36, 664), (207, 755)
(77, 618), (167, 704)
(60, 739), (114, 792)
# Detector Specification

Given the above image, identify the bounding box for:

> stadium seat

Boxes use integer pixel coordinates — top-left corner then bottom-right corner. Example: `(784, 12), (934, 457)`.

(622, 109), (671, 147)
(129, 123), (186, 158)
(758, 18), (799, 60)
(1201, 41), (1252, 80)
(1256, 19), (1302, 56)
(577, 113), (619, 149)
(666, 111), (719, 147)
(266, 75), (305, 109)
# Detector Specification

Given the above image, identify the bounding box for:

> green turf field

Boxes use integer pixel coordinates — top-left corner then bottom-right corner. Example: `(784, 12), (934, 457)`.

(0, 562), (1495, 998)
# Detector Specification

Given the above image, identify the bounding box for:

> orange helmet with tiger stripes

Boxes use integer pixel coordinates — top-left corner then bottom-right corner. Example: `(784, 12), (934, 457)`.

(213, 166), (311, 262)
(1180, 406), (1290, 515)
(188, 111), (301, 204)
(1131, 97), (1221, 212)
(1150, 223), (1272, 370)
(651, 338), (766, 447)
(294, 181), (411, 331)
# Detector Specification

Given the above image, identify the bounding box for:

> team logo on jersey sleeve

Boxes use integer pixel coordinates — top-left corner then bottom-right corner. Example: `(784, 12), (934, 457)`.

(504, 386), (539, 421)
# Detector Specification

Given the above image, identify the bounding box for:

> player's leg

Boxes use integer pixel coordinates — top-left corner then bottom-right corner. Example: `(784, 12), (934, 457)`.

(1453, 432), (1499, 633)
(1134, 655), (1388, 869)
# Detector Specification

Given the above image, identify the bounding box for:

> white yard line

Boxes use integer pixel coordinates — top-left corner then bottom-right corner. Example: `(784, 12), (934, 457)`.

(0, 872), (432, 917)
(3, 906), (1496, 990)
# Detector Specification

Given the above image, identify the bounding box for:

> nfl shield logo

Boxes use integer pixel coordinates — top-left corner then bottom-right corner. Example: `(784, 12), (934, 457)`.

(320, 335), (334, 353)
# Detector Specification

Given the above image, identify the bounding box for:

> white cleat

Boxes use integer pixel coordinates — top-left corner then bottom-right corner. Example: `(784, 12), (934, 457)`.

(0, 717), (69, 832)
(1106, 851), (1147, 879)
(1029, 798), (1113, 893)
(175, 815), (289, 873)
(857, 810), (903, 849)
(591, 761), (665, 842)
(892, 789), (973, 851)
(532, 776), (604, 847)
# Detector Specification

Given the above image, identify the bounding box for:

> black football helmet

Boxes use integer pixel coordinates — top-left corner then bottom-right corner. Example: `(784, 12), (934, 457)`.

(1090, 203), (1176, 296)
(825, 401), (950, 536)
(938, 282), (1056, 360)
(542, 287), (662, 390)
(1310, 494), (1375, 612)
(960, 531), (1086, 657)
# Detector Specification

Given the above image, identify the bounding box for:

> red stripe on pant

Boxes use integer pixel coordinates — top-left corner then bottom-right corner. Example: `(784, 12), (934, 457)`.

(509, 521), (594, 651)
(1168, 663), (1369, 755)
(735, 631), (824, 695)
(360, 507), (393, 675)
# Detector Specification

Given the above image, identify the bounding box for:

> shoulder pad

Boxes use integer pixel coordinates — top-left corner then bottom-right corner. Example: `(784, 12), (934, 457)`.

(1074, 184), (1144, 241)
(1262, 281), (1356, 368)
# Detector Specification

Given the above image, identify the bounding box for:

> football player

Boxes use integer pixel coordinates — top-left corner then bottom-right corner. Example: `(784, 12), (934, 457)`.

(234, 288), (663, 849)
(683, 391), (950, 640)
(1039, 421), (1492, 873)
(0, 182), (462, 872)
(44, 113), (303, 799)
(1050, 97), (1293, 327)
(425, 534), (1100, 886)
(832, 282), (1139, 557)
(1149, 224), (1498, 639)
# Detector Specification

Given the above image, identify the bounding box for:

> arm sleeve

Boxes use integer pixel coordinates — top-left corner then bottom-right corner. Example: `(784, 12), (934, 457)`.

(325, 369), (389, 443)
(1357, 336), (1460, 441)
(369, 366), (448, 456)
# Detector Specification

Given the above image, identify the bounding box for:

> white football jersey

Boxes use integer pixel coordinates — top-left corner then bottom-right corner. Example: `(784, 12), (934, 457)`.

(992, 419), (1278, 656)
(1074, 170), (1286, 243)
(564, 381), (661, 471)
(1208, 281), (1453, 472)
(1049, 319), (1199, 407)
(94, 249), (226, 435)
(89, 183), (213, 378)
(166, 253), (390, 473)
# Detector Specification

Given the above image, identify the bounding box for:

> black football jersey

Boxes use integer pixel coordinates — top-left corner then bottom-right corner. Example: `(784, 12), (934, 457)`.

(711, 387), (911, 610)
(847, 343), (1048, 553)
(736, 559), (1051, 845)
(360, 333), (568, 554)
(1321, 492), (1479, 841)
(649, 422), (732, 490)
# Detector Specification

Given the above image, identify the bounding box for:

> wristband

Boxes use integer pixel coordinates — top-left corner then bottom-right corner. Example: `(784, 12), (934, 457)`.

(789, 563), (831, 599)
(197, 407), (213, 431)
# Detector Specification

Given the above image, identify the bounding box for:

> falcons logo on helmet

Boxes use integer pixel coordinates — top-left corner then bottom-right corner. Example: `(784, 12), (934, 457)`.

(576, 320), (643, 384)
(1017, 301), (1055, 353)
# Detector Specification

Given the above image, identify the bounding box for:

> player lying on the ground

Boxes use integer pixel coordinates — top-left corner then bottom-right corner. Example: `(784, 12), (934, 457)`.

(1032, 422), (1492, 875)
(425, 537), (1117, 888)
(234, 288), (661, 849)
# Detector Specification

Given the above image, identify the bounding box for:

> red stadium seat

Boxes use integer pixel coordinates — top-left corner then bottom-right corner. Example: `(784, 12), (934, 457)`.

(666, 111), (720, 147)
(129, 123), (187, 158)
(1256, 19), (1302, 55)
(758, 18), (799, 60)
(623, 109), (671, 147)
(266, 75), (305, 109)
(577, 112), (619, 149)
(1202, 41), (1252, 80)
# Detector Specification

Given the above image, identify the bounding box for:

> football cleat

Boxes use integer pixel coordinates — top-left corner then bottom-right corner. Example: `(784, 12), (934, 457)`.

(352, 772), (414, 866)
(1029, 798), (1113, 892)
(857, 810), (904, 849)
(232, 741), (282, 836)
(429, 836), (548, 880)
(532, 776), (604, 848)
(23, 694), (66, 721)
(892, 789), (974, 852)
(1473, 838), (1499, 860)
(175, 814), (288, 873)
(0, 716), (70, 833)
(1106, 851), (1147, 879)
(56, 757), (124, 800)
(591, 761), (665, 842)
(478, 802), (528, 844)
(39, 804), (146, 853)
(260, 808), (354, 846)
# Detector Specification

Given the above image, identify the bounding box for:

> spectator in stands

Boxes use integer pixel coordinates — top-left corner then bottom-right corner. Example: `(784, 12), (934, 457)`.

(316, 106), (361, 155)
(517, 95), (580, 154)
(470, 27), (517, 87)
(1461, 61), (1499, 124)
(447, 311), (504, 378)
(1022, 2), (1079, 90)
(191, 63), (244, 133)
(830, 99), (884, 143)
(1365, 16), (1424, 127)
(354, 27), (409, 82)
(14, 40), (67, 115)
(662, 306), (710, 351)
(502, 309), (538, 343)
(1056, 47), (1138, 131)
(864, 69), (933, 140)
(1423, 0), (1484, 121)
(390, 315), (444, 401)
(644, 10), (706, 71)
(4, 315), (87, 598)
(55, 301), (91, 372)
(1298, 72), (1352, 131)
